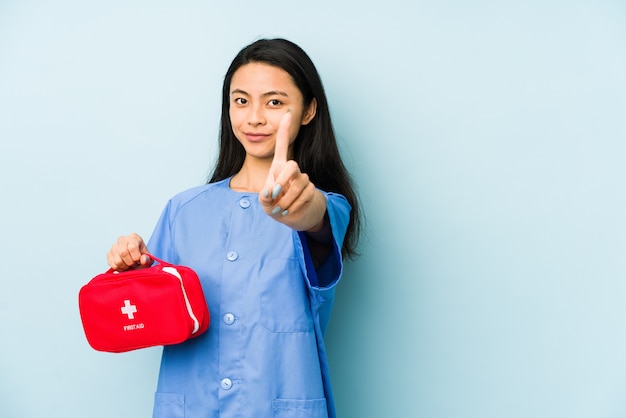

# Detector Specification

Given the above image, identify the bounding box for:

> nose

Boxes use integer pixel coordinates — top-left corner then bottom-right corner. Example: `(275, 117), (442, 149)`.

(247, 104), (266, 127)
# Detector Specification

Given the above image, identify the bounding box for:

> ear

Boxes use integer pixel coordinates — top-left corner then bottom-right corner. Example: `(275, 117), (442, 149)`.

(301, 98), (317, 126)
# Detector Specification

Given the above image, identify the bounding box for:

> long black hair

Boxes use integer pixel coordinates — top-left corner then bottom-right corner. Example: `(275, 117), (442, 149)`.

(209, 38), (361, 259)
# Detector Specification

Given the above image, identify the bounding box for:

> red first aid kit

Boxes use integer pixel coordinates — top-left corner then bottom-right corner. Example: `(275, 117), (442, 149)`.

(78, 255), (210, 353)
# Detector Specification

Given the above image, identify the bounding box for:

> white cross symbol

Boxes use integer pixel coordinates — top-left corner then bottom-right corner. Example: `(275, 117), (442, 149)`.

(121, 299), (137, 320)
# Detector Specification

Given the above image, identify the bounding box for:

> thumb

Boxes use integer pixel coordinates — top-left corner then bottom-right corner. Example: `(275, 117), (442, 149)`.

(139, 248), (153, 267)
(259, 182), (281, 210)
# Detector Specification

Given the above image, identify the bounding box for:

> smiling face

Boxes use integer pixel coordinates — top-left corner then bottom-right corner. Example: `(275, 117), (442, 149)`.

(229, 62), (316, 162)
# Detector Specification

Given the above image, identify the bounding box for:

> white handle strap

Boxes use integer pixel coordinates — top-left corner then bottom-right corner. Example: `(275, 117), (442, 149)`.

(162, 266), (201, 334)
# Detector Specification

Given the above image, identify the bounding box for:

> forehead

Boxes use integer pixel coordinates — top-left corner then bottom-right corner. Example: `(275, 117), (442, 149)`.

(230, 62), (300, 95)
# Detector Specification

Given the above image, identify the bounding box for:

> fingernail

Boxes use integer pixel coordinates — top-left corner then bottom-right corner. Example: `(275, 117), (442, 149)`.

(271, 184), (282, 199)
(271, 206), (281, 215)
(262, 188), (269, 198)
(281, 209), (289, 216)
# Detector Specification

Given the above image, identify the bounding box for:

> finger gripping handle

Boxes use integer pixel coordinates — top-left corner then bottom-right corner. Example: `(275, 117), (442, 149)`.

(106, 253), (170, 274)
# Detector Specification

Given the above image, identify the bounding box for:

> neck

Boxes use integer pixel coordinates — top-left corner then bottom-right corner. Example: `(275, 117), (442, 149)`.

(229, 156), (271, 192)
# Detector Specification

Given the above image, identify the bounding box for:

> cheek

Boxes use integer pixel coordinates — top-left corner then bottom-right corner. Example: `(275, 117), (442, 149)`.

(229, 111), (244, 141)
(229, 105), (248, 127)
(288, 114), (306, 141)
(229, 109), (238, 127)
(284, 124), (299, 147)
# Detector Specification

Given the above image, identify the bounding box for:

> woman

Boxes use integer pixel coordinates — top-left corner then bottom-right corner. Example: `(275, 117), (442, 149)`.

(108, 38), (361, 418)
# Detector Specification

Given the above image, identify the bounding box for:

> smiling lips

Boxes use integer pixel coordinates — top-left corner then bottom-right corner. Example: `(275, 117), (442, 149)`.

(244, 132), (271, 142)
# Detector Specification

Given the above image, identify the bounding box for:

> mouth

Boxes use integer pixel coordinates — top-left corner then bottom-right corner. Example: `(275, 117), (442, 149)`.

(244, 132), (271, 142)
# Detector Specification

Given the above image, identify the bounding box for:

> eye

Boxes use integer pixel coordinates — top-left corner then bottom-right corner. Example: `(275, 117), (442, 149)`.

(268, 99), (283, 107)
(234, 97), (247, 105)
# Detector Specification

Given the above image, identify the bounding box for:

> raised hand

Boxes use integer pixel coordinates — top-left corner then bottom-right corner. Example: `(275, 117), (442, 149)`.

(259, 110), (326, 232)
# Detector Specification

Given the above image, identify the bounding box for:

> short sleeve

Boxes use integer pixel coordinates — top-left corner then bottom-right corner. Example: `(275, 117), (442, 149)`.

(295, 192), (351, 333)
(147, 199), (177, 263)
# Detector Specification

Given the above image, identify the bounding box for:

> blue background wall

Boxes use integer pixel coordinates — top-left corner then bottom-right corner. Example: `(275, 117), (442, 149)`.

(1, 1), (625, 417)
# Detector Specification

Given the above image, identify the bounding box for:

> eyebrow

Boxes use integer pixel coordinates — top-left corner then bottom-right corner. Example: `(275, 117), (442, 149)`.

(230, 88), (289, 98)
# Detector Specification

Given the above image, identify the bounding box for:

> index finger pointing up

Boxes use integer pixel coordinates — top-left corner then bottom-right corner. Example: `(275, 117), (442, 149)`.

(273, 110), (293, 163)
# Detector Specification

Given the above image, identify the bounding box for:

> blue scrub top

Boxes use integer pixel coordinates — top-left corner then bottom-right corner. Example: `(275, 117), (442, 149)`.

(147, 178), (351, 418)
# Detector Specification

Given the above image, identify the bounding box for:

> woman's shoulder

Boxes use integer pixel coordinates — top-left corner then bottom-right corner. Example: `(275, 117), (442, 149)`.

(167, 178), (231, 208)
